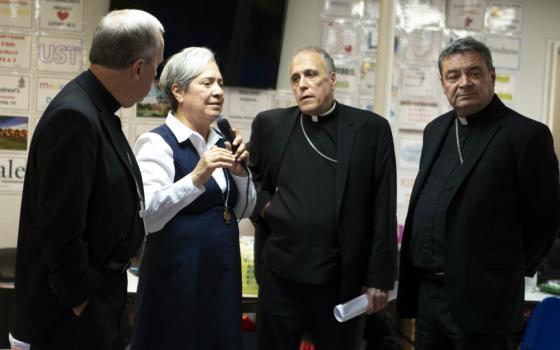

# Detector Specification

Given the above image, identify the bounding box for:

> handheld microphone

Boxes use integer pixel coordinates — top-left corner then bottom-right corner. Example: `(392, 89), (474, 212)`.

(217, 116), (238, 153)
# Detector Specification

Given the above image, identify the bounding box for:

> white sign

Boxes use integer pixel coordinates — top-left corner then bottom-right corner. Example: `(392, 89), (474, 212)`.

(397, 171), (416, 205)
(334, 56), (359, 94)
(0, 155), (26, 193)
(39, 0), (84, 32)
(321, 18), (359, 56)
(0, 0), (32, 28)
(36, 76), (71, 112)
(398, 132), (423, 170)
(228, 88), (272, 142)
(447, 0), (485, 30)
(400, 65), (438, 98)
(37, 36), (84, 73)
(485, 36), (521, 70)
(0, 33), (32, 69)
(485, 3), (522, 34)
(398, 100), (439, 131)
(0, 75), (30, 111)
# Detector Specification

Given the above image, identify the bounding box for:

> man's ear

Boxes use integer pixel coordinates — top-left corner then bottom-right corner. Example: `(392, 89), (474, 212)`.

(131, 59), (144, 80)
(330, 71), (336, 90)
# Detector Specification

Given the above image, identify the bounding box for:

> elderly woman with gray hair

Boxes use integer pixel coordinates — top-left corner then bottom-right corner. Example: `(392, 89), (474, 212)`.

(131, 47), (256, 350)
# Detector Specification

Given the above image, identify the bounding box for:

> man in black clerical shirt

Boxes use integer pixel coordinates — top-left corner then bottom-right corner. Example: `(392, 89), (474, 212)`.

(397, 37), (560, 350)
(249, 46), (397, 350)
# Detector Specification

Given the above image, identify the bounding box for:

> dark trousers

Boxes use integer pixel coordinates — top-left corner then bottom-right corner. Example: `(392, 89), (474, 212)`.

(256, 263), (364, 350)
(416, 278), (514, 350)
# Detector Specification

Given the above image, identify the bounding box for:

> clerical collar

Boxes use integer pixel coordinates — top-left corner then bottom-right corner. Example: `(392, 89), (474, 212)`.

(310, 101), (337, 122)
(457, 116), (468, 126)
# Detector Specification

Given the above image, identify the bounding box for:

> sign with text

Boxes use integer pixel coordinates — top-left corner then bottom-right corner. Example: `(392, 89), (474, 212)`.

(0, 116), (28, 151)
(0, 155), (26, 193)
(0, 75), (30, 111)
(39, 0), (84, 32)
(37, 36), (83, 73)
(0, 0), (32, 28)
(0, 33), (32, 69)
(36, 76), (71, 112)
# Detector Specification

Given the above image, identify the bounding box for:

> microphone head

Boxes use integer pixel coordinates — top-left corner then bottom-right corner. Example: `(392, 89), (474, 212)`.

(217, 116), (235, 143)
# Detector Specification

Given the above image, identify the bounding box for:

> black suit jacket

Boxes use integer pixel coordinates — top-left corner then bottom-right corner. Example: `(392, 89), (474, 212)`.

(397, 96), (560, 333)
(12, 70), (144, 348)
(249, 103), (398, 301)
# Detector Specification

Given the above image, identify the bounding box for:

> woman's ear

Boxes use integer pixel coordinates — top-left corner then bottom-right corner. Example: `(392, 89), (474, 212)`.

(171, 83), (184, 103)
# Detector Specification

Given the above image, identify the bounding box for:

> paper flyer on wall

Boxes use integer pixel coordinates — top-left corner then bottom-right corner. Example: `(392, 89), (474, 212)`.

(399, 65), (438, 99)
(494, 72), (516, 105)
(485, 36), (521, 70)
(0, 33), (32, 69)
(398, 99), (439, 131)
(399, 0), (445, 30)
(37, 36), (84, 73)
(0, 0), (32, 28)
(398, 131), (422, 170)
(0, 75), (30, 111)
(485, 3), (522, 34)
(227, 88), (272, 142)
(397, 171), (416, 206)
(334, 56), (359, 94)
(447, 0), (485, 31)
(0, 154), (26, 193)
(136, 81), (168, 118)
(321, 18), (359, 56)
(0, 116), (28, 151)
(399, 30), (442, 64)
(39, 0), (84, 32)
(36, 76), (71, 112)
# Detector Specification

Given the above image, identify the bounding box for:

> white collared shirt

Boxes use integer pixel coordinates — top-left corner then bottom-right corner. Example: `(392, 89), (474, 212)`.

(133, 111), (256, 233)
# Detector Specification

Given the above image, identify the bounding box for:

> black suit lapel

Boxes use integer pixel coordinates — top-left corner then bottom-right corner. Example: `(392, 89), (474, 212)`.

(269, 108), (299, 187)
(409, 114), (454, 206)
(448, 117), (502, 202)
(336, 109), (356, 217)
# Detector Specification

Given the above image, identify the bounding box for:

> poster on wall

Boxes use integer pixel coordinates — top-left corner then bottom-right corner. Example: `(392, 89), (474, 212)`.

(0, 33), (32, 69)
(321, 18), (359, 56)
(0, 75), (30, 111)
(399, 30), (442, 64)
(494, 72), (516, 104)
(400, 65), (438, 99)
(274, 90), (295, 109)
(485, 36), (521, 70)
(334, 56), (359, 94)
(36, 76), (71, 112)
(228, 88), (272, 141)
(359, 56), (375, 96)
(0, 116), (28, 151)
(137, 81), (168, 118)
(447, 0), (485, 31)
(39, 0), (84, 32)
(398, 132), (423, 170)
(485, 3), (522, 34)
(397, 171), (416, 205)
(0, 154), (26, 193)
(37, 36), (83, 73)
(398, 99), (439, 131)
(0, 0), (32, 28)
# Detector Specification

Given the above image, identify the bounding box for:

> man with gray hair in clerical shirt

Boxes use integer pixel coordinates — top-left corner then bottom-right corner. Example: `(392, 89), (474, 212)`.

(398, 36), (560, 350)
(11, 9), (164, 350)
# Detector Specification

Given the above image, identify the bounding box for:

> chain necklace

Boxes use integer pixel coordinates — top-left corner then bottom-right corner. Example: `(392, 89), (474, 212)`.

(221, 168), (231, 224)
(455, 118), (464, 164)
(300, 114), (338, 163)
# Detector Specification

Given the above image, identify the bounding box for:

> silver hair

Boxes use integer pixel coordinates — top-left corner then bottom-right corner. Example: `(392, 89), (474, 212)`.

(89, 9), (164, 69)
(159, 47), (216, 112)
(438, 36), (494, 75)
(294, 46), (336, 73)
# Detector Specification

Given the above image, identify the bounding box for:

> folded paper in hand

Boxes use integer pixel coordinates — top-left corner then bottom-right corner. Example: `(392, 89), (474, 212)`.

(333, 293), (368, 322)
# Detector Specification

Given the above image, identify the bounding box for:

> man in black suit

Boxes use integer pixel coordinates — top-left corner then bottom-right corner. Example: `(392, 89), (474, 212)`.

(249, 46), (397, 350)
(397, 37), (560, 350)
(10, 9), (164, 350)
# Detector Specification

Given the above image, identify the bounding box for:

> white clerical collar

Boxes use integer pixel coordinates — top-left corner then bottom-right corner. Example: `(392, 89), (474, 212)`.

(457, 116), (468, 126)
(310, 101), (337, 122)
